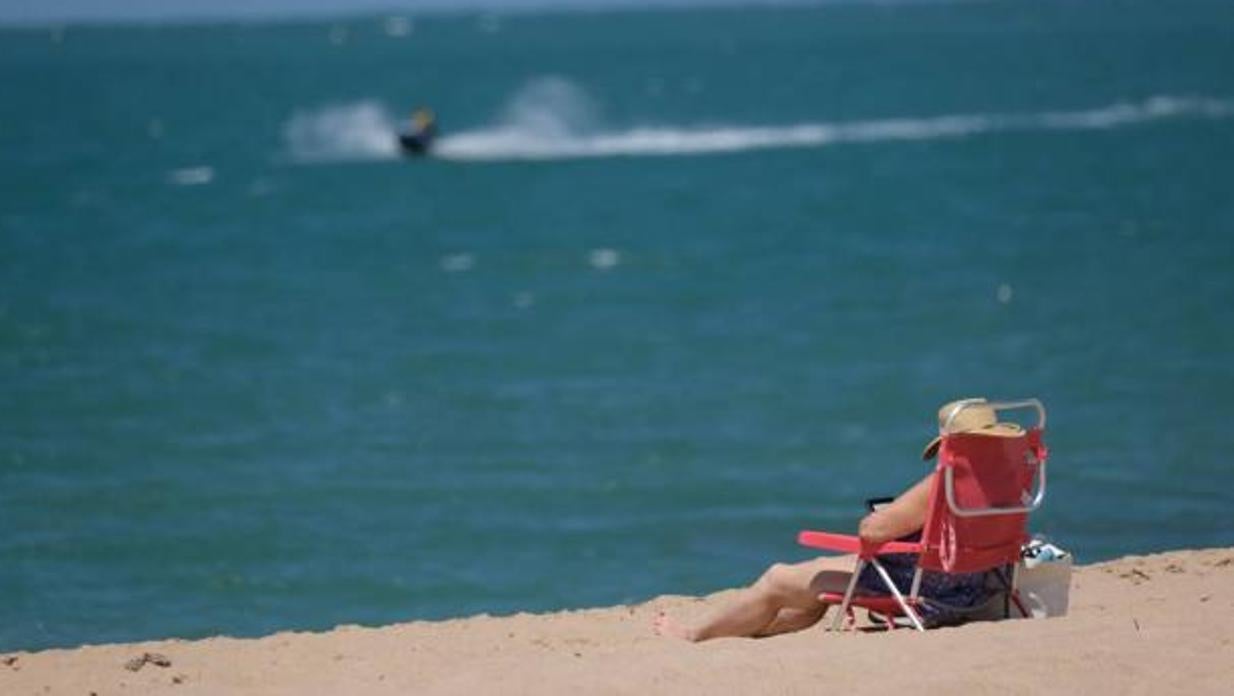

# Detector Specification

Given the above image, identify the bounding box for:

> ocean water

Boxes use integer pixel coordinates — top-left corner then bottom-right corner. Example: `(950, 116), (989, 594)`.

(3, 0), (1234, 651)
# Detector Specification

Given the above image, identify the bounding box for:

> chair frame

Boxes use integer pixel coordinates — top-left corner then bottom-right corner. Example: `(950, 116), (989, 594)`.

(799, 399), (1048, 632)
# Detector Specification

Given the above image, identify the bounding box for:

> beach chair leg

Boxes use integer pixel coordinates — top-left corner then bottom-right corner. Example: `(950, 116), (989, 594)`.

(830, 559), (866, 631)
(1010, 591), (1029, 618)
(1009, 563), (1030, 618)
(991, 564), (1021, 619)
(869, 559), (925, 632)
(865, 611), (889, 630)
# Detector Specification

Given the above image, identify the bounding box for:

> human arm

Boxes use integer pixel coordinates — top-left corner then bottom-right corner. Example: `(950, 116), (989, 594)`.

(857, 473), (931, 545)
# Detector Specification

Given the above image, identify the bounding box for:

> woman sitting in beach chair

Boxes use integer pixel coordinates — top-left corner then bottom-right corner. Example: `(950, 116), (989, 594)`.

(655, 398), (1046, 641)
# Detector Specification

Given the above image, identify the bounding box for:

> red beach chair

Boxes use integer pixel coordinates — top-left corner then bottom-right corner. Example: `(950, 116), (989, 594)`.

(798, 399), (1049, 631)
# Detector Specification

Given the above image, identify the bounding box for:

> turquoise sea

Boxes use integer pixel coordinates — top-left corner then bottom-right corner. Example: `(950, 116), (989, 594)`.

(3, 0), (1234, 651)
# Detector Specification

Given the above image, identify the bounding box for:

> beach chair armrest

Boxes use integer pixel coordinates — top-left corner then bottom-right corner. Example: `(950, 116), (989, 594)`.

(797, 530), (922, 558)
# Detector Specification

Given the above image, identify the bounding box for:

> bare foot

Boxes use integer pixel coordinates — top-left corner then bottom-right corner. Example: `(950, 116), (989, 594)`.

(652, 612), (699, 642)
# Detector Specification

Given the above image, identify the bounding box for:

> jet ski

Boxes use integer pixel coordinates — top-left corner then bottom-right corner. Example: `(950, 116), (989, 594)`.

(399, 107), (437, 157)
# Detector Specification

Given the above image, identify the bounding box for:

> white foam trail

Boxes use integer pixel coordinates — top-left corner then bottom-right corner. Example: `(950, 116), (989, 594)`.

(283, 101), (400, 162)
(434, 94), (1234, 162)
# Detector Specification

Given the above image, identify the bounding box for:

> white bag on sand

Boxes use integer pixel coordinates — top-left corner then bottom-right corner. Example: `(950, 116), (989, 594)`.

(1017, 540), (1072, 618)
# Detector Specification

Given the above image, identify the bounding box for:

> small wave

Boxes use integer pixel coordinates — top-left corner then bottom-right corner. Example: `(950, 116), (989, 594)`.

(167, 166), (215, 186)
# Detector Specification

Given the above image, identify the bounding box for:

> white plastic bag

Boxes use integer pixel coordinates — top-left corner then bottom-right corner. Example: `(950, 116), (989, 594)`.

(1016, 539), (1072, 618)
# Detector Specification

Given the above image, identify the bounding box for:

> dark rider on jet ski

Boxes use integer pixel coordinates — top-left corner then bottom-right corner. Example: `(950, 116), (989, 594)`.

(399, 107), (437, 156)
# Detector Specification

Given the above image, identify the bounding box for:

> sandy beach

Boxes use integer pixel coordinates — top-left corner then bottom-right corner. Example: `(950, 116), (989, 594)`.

(3, 547), (1231, 695)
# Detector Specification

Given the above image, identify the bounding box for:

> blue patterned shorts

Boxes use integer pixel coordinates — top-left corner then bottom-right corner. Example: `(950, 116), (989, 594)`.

(855, 553), (993, 625)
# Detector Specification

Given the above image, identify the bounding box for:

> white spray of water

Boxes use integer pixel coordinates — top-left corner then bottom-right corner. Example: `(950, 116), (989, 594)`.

(283, 101), (401, 162)
(283, 79), (1234, 164)
(432, 76), (602, 159)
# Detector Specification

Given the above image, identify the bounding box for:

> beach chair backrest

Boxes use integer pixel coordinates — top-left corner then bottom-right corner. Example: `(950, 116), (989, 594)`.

(918, 406), (1048, 574)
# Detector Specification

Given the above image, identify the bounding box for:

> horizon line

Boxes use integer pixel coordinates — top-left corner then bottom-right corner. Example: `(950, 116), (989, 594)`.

(0, 0), (989, 30)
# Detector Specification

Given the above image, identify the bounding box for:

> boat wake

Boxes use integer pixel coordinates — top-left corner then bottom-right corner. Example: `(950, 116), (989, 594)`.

(283, 78), (1234, 164)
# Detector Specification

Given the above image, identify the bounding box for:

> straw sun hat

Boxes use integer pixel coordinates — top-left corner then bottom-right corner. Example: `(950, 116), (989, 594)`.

(921, 398), (1025, 460)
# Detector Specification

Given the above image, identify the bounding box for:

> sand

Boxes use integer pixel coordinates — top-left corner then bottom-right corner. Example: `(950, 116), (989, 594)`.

(3, 547), (1232, 695)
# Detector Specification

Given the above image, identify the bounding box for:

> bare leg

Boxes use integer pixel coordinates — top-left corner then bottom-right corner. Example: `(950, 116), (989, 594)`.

(755, 605), (828, 638)
(654, 557), (854, 642)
